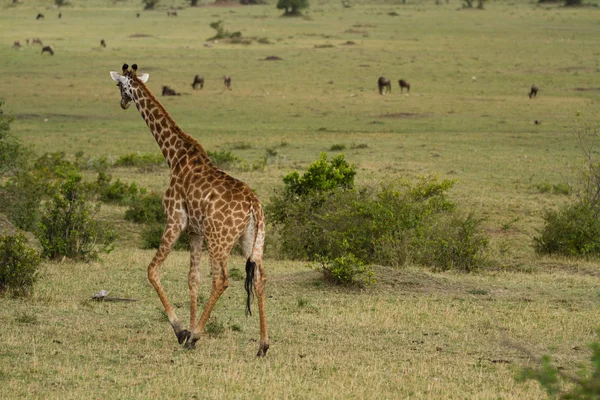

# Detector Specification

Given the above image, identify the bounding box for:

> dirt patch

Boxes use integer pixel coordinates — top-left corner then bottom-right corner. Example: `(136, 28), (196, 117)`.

(573, 87), (600, 91)
(341, 41), (356, 46)
(558, 66), (595, 73)
(262, 56), (283, 61)
(378, 112), (432, 119)
(14, 113), (94, 121)
(344, 29), (367, 34)
(129, 33), (155, 38)
(203, 0), (243, 7)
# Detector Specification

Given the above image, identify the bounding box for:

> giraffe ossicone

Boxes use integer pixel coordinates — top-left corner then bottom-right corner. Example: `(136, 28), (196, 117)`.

(109, 64), (269, 357)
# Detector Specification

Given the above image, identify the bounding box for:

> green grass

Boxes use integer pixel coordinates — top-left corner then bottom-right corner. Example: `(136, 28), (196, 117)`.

(1, 0), (600, 398)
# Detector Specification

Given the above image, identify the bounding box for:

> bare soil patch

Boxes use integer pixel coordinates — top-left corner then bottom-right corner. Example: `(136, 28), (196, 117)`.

(262, 56), (283, 61)
(378, 112), (433, 119)
(128, 33), (155, 38)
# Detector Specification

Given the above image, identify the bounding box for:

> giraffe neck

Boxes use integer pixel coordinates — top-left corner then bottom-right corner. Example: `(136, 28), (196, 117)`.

(130, 81), (210, 171)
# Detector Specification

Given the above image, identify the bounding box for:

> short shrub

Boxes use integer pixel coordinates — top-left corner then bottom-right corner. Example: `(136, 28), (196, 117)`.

(114, 152), (165, 169)
(0, 171), (46, 232)
(125, 192), (164, 224)
(0, 100), (28, 176)
(316, 253), (375, 286)
(0, 233), (41, 296)
(516, 336), (600, 399)
(534, 202), (600, 257)
(207, 150), (240, 169)
(414, 213), (489, 272)
(126, 192), (190, 250)
(37, 173), (117, 261)
(141, 223), (190, 251)
(95, 172), (142, 205)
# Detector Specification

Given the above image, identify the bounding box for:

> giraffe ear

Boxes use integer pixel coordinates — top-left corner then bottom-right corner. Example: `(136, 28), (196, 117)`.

(138, 73), (149, 83)
(110, 71), (126, 83)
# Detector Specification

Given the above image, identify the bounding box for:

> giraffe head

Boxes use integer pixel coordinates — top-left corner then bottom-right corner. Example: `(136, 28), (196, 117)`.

(109, 63), (149, 110)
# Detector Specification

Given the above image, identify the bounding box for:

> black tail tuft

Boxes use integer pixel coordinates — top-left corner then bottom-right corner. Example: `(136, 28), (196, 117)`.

(245, 258), (256, 316)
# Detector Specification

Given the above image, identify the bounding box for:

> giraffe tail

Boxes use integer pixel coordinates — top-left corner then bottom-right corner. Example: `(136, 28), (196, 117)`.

(244, 258), (256, 317)
(244, 202), (264, 317)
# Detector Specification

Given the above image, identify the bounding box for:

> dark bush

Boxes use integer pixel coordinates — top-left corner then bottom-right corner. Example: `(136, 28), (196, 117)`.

(534, 202), (600, 257)
(0, 171), (46, 232)
(114, 152), (165, 169)
(0, 101), (28, 176)
(316, 252), (375, 286)
(141, 223), (190, 250)
(0, 233), (41, 296)
(267, 153), (489, 272)
(37, 173), (116, 261)
(207, 150), (241, 169)
(516, 335), (600, 398)
(127, 192), (190, 250)
(413, 213), (489, 272)
(125, 192), (164, 224)
(95, 172), (142, 205)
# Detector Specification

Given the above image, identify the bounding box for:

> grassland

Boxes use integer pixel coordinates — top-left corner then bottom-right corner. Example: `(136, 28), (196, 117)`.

(1, 0), (600, 398)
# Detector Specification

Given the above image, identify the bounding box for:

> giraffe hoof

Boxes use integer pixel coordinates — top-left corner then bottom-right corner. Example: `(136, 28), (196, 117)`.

(184, 336), (198, 350)
(256, 343), (269, 357)
(176, 329), (191, 345)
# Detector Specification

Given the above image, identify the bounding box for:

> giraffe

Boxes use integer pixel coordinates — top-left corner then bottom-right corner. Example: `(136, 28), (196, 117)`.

(110, 63), (269, 356)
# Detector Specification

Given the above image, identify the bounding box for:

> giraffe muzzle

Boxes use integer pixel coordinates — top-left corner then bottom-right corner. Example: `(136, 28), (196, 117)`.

(120, 99), (131, 110)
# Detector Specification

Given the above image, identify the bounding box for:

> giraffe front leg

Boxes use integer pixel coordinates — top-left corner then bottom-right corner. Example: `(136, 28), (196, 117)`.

(147, 222), (189, 344)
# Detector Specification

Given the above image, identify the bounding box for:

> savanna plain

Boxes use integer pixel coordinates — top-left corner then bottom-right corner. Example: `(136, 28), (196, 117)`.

(1, 0), (600, 398)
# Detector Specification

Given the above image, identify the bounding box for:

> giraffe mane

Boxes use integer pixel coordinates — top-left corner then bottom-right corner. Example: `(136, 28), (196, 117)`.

(131, 73), (209, 158)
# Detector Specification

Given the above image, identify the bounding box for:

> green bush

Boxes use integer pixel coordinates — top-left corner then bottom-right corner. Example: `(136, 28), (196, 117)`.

(267, 153), (489, 272)
(316, 252), (375, 286)
(125, 192), (164, 224)
(0, 171), (46, 232)
(517, 336), (600, 399)
(534, 202), (600, 257)
(142, 0), (160, 10)
(37, 173), (116, 261)
(140, 223), (190, 251)
(414, 213), (489, 272)
(207, 150), (240, 169)
(114, 152), (165, 169)
(0, 101), (28, 176)
(0, 233), (41, 297)
(127, 192), (190, 250)
(95, 172), (142, 205)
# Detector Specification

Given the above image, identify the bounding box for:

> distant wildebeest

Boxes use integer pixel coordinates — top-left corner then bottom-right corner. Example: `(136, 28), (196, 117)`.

(224, 76), (232, 90)
(136, 13), (140, 18)
(100, 39), (106, 48)
(167, 11), (178, 16)
(162, 86), (180, 96)
(36, 13), (44, 20)
(378, 76), (391, 95)
(13, 40), (21, 49)
(529, 85), (538, 99)
(31, 38), (43, 45)
(192, 75), (204, 90)
(398, 79), (410, 93)
(58, 12), (62, 19)
(41, 45), (54, 55)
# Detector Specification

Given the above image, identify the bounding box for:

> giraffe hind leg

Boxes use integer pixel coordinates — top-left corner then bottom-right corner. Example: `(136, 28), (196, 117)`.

(185, 255), (229, 349)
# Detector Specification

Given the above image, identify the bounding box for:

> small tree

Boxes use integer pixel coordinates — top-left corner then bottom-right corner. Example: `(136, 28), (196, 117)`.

(0, 234), (41, 297)
(277, 0), (309, 16)
(142, 0), (160, 10)
(37, 172), (116, 261)
(0, 101), (28, 177)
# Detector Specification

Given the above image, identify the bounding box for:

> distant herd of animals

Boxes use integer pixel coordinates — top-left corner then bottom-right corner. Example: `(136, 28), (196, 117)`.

(16, 12), (539, 99)
(161, 75), (232, 96)
(378, 76), (539, 99)
(377, 76), (410, 95)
